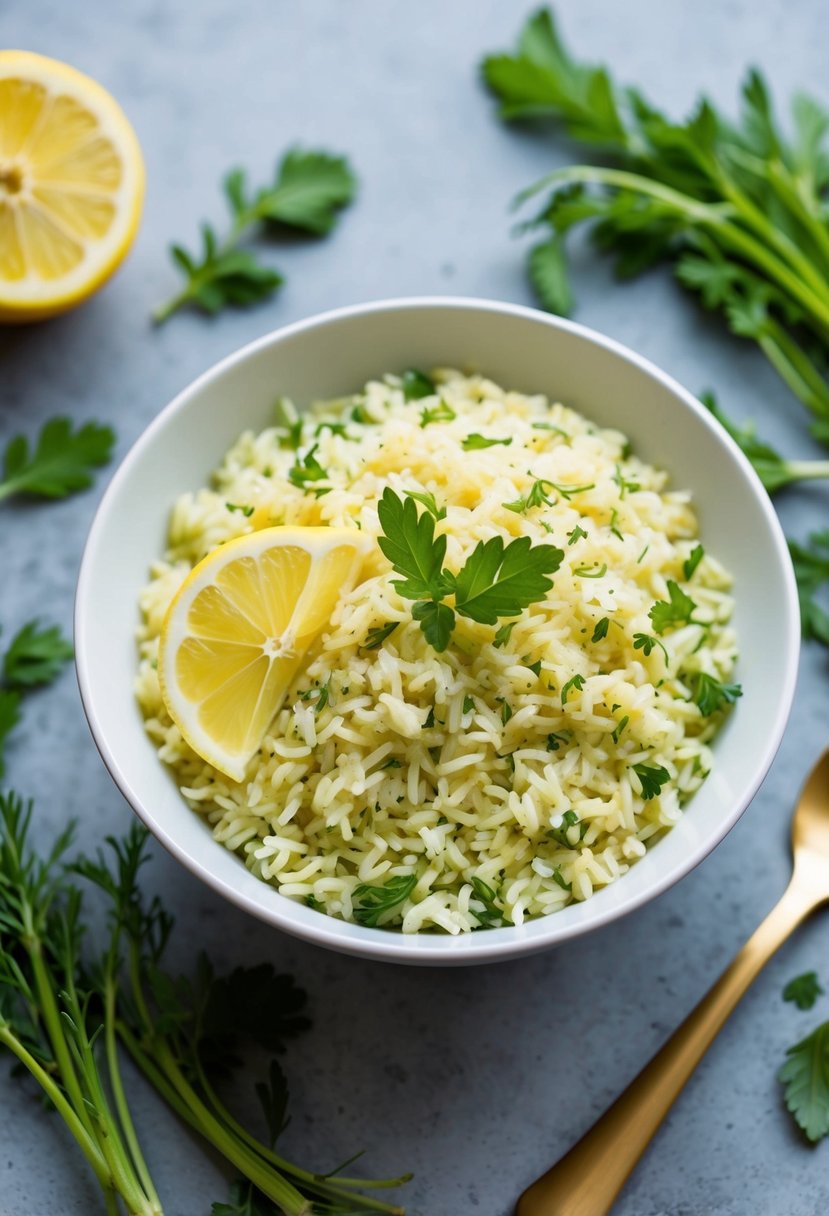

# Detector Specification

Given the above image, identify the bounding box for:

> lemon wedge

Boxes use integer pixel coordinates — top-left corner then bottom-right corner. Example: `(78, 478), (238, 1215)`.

(158, 527), (368, 782)
(0, 51), (144, 322)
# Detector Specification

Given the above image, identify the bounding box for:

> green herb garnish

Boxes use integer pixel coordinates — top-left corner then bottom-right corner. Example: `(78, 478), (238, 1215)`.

(226, 502), (255, 517)
(0, 621), (72, 776)
(353, 873), (417, 927)
(692, 672), (743, 715)
(633, 632), (669, 661)
(702, 393), (829, 493)
(406, 490), (447, 520)
(376, 489), (563, 652)
(789, 530), (829, 647)
(591, 617), (610, 643)
(153, 149), (356, 322)
(288, 444), (330, 494)
(469, 876), (509, 928)
(420, 398), (456, 426)
(683, 543), (705, 580)
(779, 1022), (829, 1142)
(401, 368), (436, 400)
(0, 418), (114, 503)
(560, 673), (585, 705)
(568, 524), (587, 545)
(548, 810), (588, 848)
(462, 433), (513, 450)
(784, 972), (824, 1011)
(362, 622), (399, 649)
(632, 762), (671, 800)
(649, 581), (698, 634)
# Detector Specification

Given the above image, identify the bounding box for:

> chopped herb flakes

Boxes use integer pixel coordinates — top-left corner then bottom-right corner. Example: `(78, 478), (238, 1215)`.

(560, 674), (585, 705)
(420, 399), (456, 426)
(632, 762), (670, 800)
(362, 622), (399, 649)
(591, 617), (610, 643)
(353, 873), (417, 926)
(401, 368), (436, 401)
(462, 433), (513, 450)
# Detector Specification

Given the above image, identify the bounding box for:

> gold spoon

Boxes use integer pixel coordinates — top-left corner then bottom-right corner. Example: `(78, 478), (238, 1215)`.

(516, 747), (829, 1216)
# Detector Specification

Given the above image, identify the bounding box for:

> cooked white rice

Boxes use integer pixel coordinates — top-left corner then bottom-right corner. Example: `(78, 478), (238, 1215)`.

(136, 369), (738, 934)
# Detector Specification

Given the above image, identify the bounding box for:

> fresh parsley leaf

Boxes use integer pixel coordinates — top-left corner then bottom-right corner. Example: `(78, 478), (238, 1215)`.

(591, 617), (610, 642)
(500, 700), (513, 725)
(401, 369), (436, 401)
(2, 622), (73, 689)
(546, 731), (569, 751)
(493, 622), (516, 648)
(462, 433), (513, 450)
(504, 479), (553, 513)
(779, 1021), (829, 1142)
(211, 1179), (278, 1216)
(249, 148), (356, 235)
(377, 489), (448, 600)
(611, 714), (629, 743)
(552, 867), (572, 892)
(153, 148), (355, 322)
(412, 600), (455, 651)
(633, 632), (669, 660)
(548, 810), (588, 848)
(789, 530), (829, 647)
(420, 398), (456, 426)
(784, 972), (824, 1011)
(453, 535), (563, 625)
(683, 544), (705, 580)
(568, 524), (587, 545)
(463, 695), (476, 715)
(405, 490), (447, 520)
(226, 502), (254, 517)
(525, 658), (542, 676)
(632, 762), (670, 800)
(560, 673), (585, 705)
(288, 444), (330, 494)
(529, 234), (572, 314)
(0, 418), (115, 503)
(469, 876), (509, 928)
(362, 622), (399, 649)
(314, 420), (351, 439)
(649, 581), (697, 634)
(692, 673), (743, 716)
(353, 873), (417, 927)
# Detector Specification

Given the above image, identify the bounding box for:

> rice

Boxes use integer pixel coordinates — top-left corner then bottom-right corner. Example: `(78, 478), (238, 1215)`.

(136, 369), (739, 934)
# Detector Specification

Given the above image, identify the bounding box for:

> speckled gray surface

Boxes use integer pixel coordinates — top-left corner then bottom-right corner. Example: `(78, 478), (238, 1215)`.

(1, 2), (828, 1214)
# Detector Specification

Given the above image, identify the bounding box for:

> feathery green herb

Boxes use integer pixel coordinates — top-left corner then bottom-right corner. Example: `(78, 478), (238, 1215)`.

(784, 972), (824, 1011)
(0, 417), (115, 503)
(420, 399), (456, 426)
(153, 149), (356, 322)
(0, 797), (410, 1215)
(376, 488), (563, 651)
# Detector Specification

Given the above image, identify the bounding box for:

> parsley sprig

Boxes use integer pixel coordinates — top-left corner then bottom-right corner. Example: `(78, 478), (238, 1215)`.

(153, 148), (356, 322)
(0, 417), (115, 503)
(0, 621), (73, 776)
(484, 9), (829, 436)
(702, 392), (829, 493)
(789, 530), (829, 647)
(376, 488), (564, 651)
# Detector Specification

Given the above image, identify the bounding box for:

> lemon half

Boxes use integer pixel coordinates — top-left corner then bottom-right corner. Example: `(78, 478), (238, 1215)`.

(0, 51), (144, 322)
(158, 527), (368, 782)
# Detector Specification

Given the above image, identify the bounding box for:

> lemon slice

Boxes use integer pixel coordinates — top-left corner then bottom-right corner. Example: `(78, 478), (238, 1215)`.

(158, 527), (368, 782)
(0, 51), (144, 322)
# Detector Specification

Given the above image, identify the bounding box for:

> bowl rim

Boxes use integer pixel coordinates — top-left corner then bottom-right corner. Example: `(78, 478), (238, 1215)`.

(75, 294), (801, 964)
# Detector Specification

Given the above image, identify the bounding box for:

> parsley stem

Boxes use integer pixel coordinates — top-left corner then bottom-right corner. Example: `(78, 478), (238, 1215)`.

(522, 165), (829, 335)
(758, 323), (829, 419)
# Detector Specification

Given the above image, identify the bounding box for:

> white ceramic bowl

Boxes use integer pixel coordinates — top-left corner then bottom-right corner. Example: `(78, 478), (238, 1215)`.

(75, 297), (799, 965)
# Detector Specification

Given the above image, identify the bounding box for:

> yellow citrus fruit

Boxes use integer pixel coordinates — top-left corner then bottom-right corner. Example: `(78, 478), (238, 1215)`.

(0, 51), (144, 322)
(158, 527), (368, 782)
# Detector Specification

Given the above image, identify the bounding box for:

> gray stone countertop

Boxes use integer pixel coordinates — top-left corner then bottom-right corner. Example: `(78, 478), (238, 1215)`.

(1, 1), (828, 1214)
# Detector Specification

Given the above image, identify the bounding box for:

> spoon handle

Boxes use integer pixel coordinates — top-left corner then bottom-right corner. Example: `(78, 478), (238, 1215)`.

(516, 877), (817, 1216)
